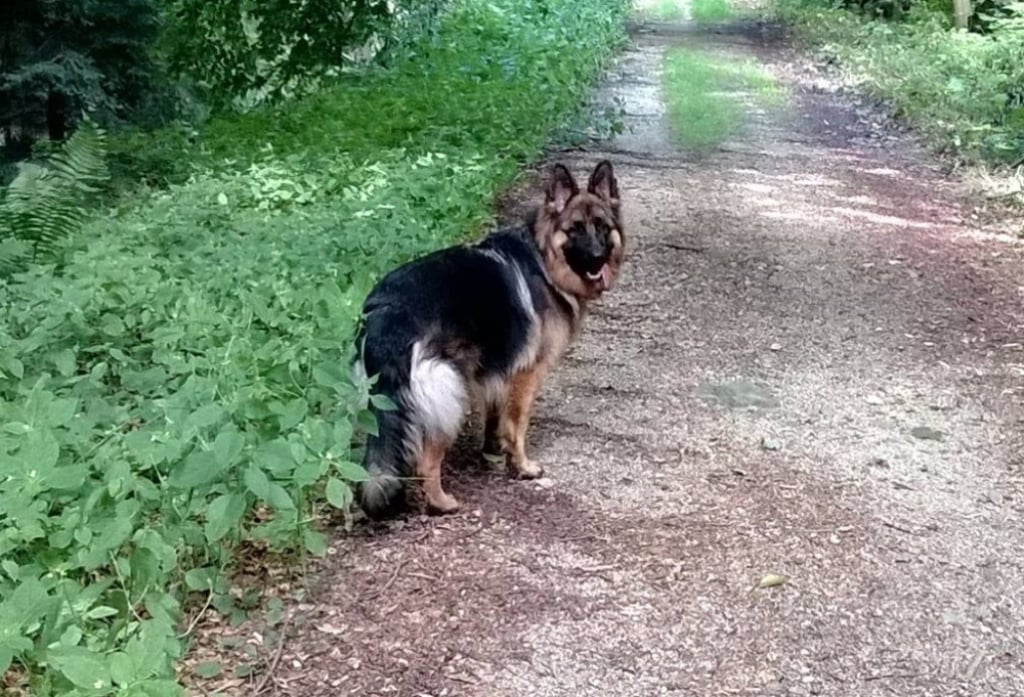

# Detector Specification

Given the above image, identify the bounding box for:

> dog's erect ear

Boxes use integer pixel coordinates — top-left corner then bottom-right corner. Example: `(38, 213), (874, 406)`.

(587, 160), (619, 207)
(546, 163), (579, 214)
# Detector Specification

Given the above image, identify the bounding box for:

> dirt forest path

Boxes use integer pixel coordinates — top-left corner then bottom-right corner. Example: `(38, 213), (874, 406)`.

(195, 6), (1024, 697)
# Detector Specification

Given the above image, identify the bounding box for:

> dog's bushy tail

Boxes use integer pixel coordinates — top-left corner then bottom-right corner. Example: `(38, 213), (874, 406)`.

(355, 313), (414, 520)
(358, 405), (409, 520)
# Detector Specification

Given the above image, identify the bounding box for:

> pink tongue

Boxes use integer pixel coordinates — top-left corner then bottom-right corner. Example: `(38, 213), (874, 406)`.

(600, 263), (613, 289)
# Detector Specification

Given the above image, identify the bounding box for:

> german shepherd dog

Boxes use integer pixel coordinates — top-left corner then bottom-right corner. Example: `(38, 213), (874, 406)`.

(355, 160), (623, 519)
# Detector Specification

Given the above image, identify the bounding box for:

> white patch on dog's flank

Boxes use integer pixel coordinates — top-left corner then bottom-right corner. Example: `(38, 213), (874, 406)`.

(406, 341), (468, 443)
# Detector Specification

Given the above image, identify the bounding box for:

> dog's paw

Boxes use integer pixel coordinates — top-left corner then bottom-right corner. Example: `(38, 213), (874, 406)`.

(427, 492), (461, 515)
(510, 458), (544, 480)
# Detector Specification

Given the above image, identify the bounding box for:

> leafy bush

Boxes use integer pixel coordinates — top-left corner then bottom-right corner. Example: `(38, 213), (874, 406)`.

(0, 0), (630, 693)
(773, 0), (1024, 163)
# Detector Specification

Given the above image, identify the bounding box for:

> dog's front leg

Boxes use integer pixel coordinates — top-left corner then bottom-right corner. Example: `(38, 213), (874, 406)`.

(501, 366), (548, 479)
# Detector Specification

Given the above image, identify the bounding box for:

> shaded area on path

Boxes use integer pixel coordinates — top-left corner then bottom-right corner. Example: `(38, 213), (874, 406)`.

(186, 11), (1024, 697)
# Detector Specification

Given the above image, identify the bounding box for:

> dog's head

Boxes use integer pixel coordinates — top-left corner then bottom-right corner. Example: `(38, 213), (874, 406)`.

(535, 160), (624, 301)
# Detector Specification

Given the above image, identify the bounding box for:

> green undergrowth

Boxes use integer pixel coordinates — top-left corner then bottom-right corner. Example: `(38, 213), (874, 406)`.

(648, 0), (686, 20)
(0, 0), (629, 694)
(692, 0), (735, 23)
(662, 48), (783, 149)
(772, 0), (1024, 163)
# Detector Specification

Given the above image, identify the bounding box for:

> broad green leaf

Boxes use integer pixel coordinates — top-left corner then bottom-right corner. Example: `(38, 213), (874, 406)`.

(204, 493), (247, 543)
(303, 529), (327, 556)
(17, 429), (60, 474)
(125, 430), (164, 467)
(53, 349), (77, 377)
(45, 398), (78, 427)
(325, 477), (353, 509)
(49, 647), (112, 691)
(129, 548), (162, 593)
(256, 439), (296, 476)
(265, 483), (295, 511)
(110, 651), (135, 686)
(169, 449), (220, 489)
(276, 398), (307, 430)
(336, 460), (369, 483)
(186, 404), (225, 432)
(332, 419), (353, 451)
(312, 362), (347, 390)
(370, 393), (398, 411)
(244, 466), (271, 499)
(212, 428), (244, 468)
(356, 408), (379, 437)
(184, 568), (217, 592)
(125, 679), (185, 697)
(60, 625), (83, 647)
(85, 605), (120, 620)
(101, 314), (125, 337)
(125, 620), (170, 681)
(48, 465), (87, 491)
(293, 457), (328, 487)
(0, 576), (51, 630)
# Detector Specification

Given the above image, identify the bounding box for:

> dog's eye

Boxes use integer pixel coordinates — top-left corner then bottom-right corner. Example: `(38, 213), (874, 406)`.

(570, 222), (587, 237)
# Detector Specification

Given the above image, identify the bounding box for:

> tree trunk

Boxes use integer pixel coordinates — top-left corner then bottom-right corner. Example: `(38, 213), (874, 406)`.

(46, 90), (67, 141)
(953, 0), (971, 29)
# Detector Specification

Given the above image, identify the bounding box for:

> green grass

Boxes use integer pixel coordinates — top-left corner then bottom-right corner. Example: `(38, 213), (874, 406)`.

(650, 0), (685, 20)
(0, 0), (630, 694)
(772, 0), (1024, 163)
(662, 48), (783, 149)
(692, 0), (735, 23)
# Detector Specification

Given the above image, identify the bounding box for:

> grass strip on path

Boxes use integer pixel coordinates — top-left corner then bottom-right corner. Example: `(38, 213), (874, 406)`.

(663, 47), (782, 150)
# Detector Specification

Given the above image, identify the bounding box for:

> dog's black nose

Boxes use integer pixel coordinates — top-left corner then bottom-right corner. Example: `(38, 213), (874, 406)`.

(581, 248), (606, 274)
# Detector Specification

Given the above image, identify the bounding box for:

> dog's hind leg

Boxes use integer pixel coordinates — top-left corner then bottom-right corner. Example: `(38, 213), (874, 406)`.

(501, 365), (548, 480)
(418, 438), (459, 513)
(482, 405), (504, 463)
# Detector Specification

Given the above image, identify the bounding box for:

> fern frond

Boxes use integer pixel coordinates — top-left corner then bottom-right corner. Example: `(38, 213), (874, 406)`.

(0, 116), (109, 267)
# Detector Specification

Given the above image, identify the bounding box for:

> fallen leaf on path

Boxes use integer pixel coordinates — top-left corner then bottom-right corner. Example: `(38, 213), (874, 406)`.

(316, 624), (345, 636)
(756, 573), (787, 589)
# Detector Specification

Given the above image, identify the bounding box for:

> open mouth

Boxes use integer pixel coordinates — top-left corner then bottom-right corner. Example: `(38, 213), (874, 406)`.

(584, 262), (613, 292)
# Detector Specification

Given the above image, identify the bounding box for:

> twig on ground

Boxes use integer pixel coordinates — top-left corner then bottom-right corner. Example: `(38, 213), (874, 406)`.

(882, 520), (916, 534)
(254, 615), (292, 696)
(178, 590), (216, 639)
(661, 242), (706, 253)
(363, 559), (405, 603)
